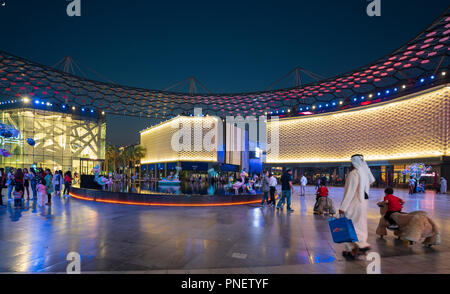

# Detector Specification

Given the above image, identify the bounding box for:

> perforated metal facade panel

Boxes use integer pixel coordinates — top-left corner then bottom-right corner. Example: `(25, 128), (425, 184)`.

(267, 86), (450, 163)
(140, 116), (219, 164)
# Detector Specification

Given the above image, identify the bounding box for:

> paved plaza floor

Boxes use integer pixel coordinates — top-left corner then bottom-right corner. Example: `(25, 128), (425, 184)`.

(0, 186), (449, 274)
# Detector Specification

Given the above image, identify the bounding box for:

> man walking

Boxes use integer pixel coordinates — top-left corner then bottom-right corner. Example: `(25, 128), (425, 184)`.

(408, 176), (416, 195)
(261, 170), (270, 206)
(300, 174), (307, 197)
(277, 169), (294, 212)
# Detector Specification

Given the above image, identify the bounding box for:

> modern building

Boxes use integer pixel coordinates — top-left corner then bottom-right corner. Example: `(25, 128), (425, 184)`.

(139, 115), (263, 178)
(0, 99), (106, 174)
(265, 85), (450, 187)
(0, 9), (449, 188)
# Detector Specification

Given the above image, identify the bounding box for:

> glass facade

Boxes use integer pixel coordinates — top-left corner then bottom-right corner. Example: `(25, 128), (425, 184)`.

(0, 107), (106, 174)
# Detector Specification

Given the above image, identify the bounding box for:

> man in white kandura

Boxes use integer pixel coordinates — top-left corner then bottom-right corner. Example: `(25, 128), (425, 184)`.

(300, 175), (307, 197)
(440, 177), (447, 194)
(339, 154), (375, 258)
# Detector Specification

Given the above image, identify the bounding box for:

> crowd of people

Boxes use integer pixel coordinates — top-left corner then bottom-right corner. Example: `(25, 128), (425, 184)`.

(408, 175), (447, 195)
(1, 156), (446, 260)
(0, 167), (73, 208)
(256, 155), (441, 259)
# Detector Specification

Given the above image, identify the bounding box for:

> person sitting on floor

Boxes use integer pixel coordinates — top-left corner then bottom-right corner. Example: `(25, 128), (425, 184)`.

(378, 187), (405, 229)
(313, 182), (335, 215)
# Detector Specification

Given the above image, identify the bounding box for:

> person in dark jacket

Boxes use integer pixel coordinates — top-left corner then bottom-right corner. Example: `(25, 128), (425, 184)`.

(277, 169), (294, 212)
(30, 168), (40, 201)
(0, 168), (5, 206)
(260, 170), (270, 206)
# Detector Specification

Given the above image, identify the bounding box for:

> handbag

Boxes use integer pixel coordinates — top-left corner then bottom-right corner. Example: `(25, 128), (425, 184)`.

(328, 216), (359, 243)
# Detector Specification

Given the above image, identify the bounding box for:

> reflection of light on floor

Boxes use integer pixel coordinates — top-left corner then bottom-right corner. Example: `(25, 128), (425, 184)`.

(252, 208), (263, 228)
(420, 192), (435, 211)
(313, 254), (336, 264)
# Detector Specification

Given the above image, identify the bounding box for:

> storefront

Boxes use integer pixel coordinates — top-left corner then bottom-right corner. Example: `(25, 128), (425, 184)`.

(0, 105), (106, 173)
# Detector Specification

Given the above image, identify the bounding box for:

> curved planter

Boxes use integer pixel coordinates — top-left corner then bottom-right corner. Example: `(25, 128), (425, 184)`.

(70, 187), (263, 207)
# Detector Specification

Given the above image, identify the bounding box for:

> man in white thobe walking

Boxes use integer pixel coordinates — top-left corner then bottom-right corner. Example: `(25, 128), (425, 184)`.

(300, 175), (307, 197)
(440, 177), (447, 194)
(339, 154), (375, 257)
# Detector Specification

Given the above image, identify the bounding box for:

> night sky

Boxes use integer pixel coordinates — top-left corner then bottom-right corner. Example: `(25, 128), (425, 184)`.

(0, 0), (448, 145)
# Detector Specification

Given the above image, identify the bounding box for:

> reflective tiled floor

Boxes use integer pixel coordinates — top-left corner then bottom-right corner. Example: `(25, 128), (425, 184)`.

(1, 186), (449, 274)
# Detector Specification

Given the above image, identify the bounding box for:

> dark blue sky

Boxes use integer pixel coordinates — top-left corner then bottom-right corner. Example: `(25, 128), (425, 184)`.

(0, 0), (448, 145)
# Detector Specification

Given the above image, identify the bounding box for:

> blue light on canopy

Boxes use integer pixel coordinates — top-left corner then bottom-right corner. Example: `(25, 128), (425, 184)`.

(0, 123), (20, 139)
(27, 138), (36, 147)
(0, 149), (11, 158)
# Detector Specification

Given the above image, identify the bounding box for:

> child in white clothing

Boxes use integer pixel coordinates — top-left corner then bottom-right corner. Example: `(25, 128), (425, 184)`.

(37, 179), (47, 207)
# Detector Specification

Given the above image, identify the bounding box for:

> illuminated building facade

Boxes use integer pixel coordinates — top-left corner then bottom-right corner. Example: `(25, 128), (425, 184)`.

(0, 102), (106, 174)
(0, 9), (449, 185)
(265, 85), (450, 187)
(140, 116), (262, 176)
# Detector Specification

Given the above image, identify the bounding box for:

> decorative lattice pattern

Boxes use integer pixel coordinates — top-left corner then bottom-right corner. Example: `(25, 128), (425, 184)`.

(267, 86), (450, 163)
(140, 116), (219, 164)
(0, 10), (449, 119)
(0, 108), (106, 170)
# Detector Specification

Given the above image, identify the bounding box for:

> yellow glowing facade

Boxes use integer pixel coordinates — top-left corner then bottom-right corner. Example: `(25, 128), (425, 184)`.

(267, 86), (450, 164)
(0, 108), (106, 173)
(140, 116), (219, 164)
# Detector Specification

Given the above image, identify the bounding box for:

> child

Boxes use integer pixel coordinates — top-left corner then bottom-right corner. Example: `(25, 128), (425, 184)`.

(380, 187), (405, 229)
(416, 182), (425, 193)
(314, 182), (335, 215)
(37, 179), (47, 207)
(13, 184), (24, 208)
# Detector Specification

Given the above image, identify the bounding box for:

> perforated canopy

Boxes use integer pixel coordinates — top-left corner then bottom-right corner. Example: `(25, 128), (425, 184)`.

(1, 9), (449, 119)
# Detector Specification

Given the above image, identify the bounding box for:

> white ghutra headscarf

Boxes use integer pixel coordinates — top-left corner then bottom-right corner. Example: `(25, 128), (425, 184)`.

(351, 154), (375, 200)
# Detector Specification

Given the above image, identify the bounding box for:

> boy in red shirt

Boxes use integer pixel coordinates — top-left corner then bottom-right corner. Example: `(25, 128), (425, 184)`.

(317, 183), (329, 198)
(314, 182), (335, 215)
(381, 187), (405, 228)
